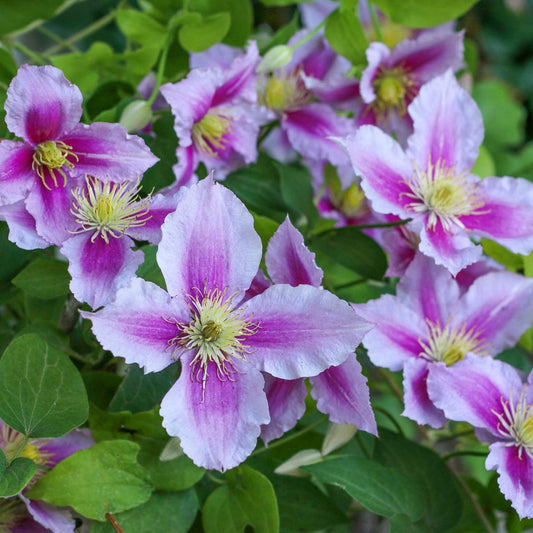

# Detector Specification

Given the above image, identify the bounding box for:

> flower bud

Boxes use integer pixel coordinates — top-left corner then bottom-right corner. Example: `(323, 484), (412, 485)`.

(274, 449), (322, 477)
(256, 45), (293, 73)
(119, 100), (153, 132)
(159, 437), (183, 461)
(321, 423), (357, 456)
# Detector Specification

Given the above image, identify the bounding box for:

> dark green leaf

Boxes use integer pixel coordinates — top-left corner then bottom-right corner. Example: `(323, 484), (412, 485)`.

(210, 0), (253, 46)
(309, 226), (387, 279)
(0, 223), (38, 282)
(0, 452), (36, 498)
(325, 8), (368, 65)
(304, 456), (425, 521)
(203, 466), (279, 533)
(109, 363), (178, 414)
(178, 12), (231, 52)
(26, 440), (152, 520)
(371, 0), (479, 27)
(90, 490), (198, 533)
(0, 0), (63, 35)
(0, 334), (88, 438)
(12, 258), (70, 300)
(0, 48), (17, 84)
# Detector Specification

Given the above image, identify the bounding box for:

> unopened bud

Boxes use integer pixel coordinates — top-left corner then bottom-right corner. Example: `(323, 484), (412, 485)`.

(119, 100), (152, 132)
(159, 437), (183, 461)
(257, 45), (293, 73)
(321, 423), (357, 456)
(274, 449), (322, 477)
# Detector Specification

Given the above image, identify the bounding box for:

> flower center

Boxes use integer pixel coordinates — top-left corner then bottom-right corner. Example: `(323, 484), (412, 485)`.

(372, 66), (416, 116)
(70, 176), (151, 243)
(401, 160), (487, 232)
(259, 69), (310, 113)
(494, 388), (533, 460)
(191, 111), (233, 157)
(165, 288), (260, 392)
(0, 499), (27, 530)
(32, 140), (78, 190)
(418, 318), (487, 366)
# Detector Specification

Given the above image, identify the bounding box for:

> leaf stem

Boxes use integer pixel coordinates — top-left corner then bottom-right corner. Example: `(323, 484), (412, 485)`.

(147, 34), (173, 106)
(252, 415), (328, 456)
(373, 405), (405, 437)
(106, 513), (126, 533)
(368, 1), (385, 43)
(443, 450), (487, 461)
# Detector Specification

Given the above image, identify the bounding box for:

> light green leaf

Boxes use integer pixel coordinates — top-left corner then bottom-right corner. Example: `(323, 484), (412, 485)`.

(0, 334), (88, 438)
(0, 450), (36, 498)
(116, 8), (168, 48)
(90, 490), (198, 533)
(471, 145), (496, 178)
(371, 0), (479, 28)
(12, 258), (70, 300)
(325, 7), (368, 65)
(203, 466), (279, 533)
(178, 12), (231, 52)
(26, 441), (152, 520)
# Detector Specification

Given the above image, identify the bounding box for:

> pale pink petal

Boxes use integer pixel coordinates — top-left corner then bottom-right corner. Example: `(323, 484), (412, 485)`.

(0, 141), (36, 206)
(5, 65), (82, 144)
(160, 356), (269, 471)
(265, 217), (323, 287)
(360, 42), (391, 103)
(190, 43), (240, 70)
(407, 70), (483, 172)
(260, 375), (307, 444)
(310, 354), (377, 434)
(402, 358), (446, 428)
(157, 177), (262, 297)
(261, 127), (297, 164)
(80, 278), (189, 373)
(20, 497), (75, 533)
(62, 123), (158, 182)
(0, 201), (49, 250)
(61, 233), (143, 309)
(246, 284), (371, 379)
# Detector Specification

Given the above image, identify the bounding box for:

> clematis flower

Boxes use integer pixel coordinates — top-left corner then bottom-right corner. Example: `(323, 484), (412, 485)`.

(354, 252), (533, 427)
(161, 42), (267, 183)
(60, 176), (182, 309)
(0, 65), (158, 246)
(255, 218), (377, 443)
(427, 357), (533, 519)
(0, 419), (94, 532)
(81, 176), (370, 471)
(357, 30), (464, 142)
(339, 70), (533, 275)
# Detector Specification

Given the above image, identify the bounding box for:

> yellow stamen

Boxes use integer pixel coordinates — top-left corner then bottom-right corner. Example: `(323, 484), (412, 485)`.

(32, 140), (78, 190)
(371, 66), (417, 117)
(191, 111), (232, 157)
(259, 69), (310, 113)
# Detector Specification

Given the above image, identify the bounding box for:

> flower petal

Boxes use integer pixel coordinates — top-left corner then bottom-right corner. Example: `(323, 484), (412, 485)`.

(402, 358), (446, 428)
(486, 442), (533, 519)
(0, 201), (49, 250)
(354, 295), (426, 371)
(41, 428), (94, 466)
(310, 354), (377, 434)
(260, 375), (307, 444)
(407, 70), (483, 172)
(246, 284), (371, 379)
(427, 355), (523, 436)
(80, 277), (188, 373)
(20, 496), (75, 533)
(460, 176), (533, 255)
(62, 123), (158, 182)
(61, 233), (143, 309)
(0, 141), (35, 206)
(265, 217), (323, 287)
(336, 126), (413, 217)
(160, 356), (269, 471)
(157, 176), (262, 297)
(5, 65), (82, 144)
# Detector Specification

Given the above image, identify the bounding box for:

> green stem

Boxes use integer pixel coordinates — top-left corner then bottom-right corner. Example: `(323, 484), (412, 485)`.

(37, 26), (78, 52)
(368, 1), (384, 43)
(355, 432), (371, 459)
(373, 405), (405, 437)
(332, 278), (367, 291)
(377, 367), (403, 404)
(252, 416), (328, 456)
(443, 450), (487, 462)
(147, 35), (173, 106)
(289, 18), (327, 52)
(206, 472), (226, 485)
(437, 429), (475, 442)
(10, 40), (48, 64)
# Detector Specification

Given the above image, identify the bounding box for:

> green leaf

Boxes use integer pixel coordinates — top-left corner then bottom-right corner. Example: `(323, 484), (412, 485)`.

(12, 258), (70, 300)
(0, 222), (38, 282)
(0, 450), (36, 498)
(472, 80), (526, 150)
(203, 466), (279, 533)
(90, 490), (198, 533)
(370, 0), (479, 28)
(271, 476), (348, 531)
(116, 8), (168, 48)
(308, 226), (388, 280)
(375, 430), (463, 531)
(0, 0), (63, 35)
(209, 0), (253, 46)
(304, 456), (425, 521)
(482, 239), (523, 272)
(471, 145), (496, 178)
(0, 48), (17, 84)
(108, 363), (178, 414)
(325, 7), (368, 65)
(26, 440), (152, 520)
(178, 12), (231, 52)
(258, 0), (301, 5)
(0, 334), (88, 438)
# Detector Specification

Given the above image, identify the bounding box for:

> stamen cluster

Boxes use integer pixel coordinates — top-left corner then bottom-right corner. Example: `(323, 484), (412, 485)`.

(32, 140), (78, 190)
(191, 111), (233, 157)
